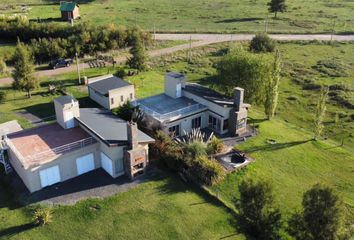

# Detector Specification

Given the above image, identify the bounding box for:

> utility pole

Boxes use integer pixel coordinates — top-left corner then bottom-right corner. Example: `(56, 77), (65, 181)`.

(188, 35), (192, 62)
(153, 23), (156, 43)
(330, 19), (336, 42)
(75, 53), (81, 84)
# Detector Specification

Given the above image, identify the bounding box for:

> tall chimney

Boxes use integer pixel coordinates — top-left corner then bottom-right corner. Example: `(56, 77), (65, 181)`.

(127, 122), (139, 149)
(233, 87), (244, 112)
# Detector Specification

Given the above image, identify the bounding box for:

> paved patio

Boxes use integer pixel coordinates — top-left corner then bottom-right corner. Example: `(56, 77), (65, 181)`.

(11, 168), (158, 206)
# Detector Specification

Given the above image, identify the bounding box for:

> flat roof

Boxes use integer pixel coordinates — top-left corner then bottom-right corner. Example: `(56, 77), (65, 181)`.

(54, 95), (78, 105)
(7, 123), (91, 167)
(138, 94), (200, 115)
(77, 108), (154, 146)
(184, 83), (234, 107)
(88, 76), (131, 95)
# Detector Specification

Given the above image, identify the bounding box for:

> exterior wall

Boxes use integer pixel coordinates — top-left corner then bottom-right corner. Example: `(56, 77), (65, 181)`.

(99, 143), (125, 178)
(165, 111), (207, 136)
(54, 98), (80, 129)
(10, 142), (100, 193)
(108, 85), (135, 110)
(88, 87), (110, 109)
(165, 74), (185, 99)
(72, 6), (80, 19)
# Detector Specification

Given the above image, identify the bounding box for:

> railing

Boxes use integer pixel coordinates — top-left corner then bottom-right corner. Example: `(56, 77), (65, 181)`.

(134, 102), (207, 122)
(5, 137), (96, 168)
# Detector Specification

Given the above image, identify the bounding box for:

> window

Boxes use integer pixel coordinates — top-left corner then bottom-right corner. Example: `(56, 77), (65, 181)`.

(111, 98), (114, 105)
(192, 116), (201, 129)
(223, 119), (229, 130)
(120, 95), (124, 102)
(130, 93), (133, 100)
(168, 125), (180, 137)
(208, 115), (221, 132)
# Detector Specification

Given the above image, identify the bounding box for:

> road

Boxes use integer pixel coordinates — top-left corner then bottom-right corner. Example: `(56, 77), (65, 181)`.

(1, 33), (353, 85)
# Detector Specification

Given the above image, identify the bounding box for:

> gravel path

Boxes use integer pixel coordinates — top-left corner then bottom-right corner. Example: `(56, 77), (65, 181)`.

(1, 33), (353, 85)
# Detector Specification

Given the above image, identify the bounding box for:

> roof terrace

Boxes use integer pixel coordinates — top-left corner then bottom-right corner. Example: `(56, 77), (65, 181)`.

(134, 94), (207, 122)
(7, 123), (96, 169)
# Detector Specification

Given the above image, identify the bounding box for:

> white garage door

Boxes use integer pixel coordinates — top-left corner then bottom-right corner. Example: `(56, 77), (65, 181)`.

(76, 153), (95, 175)
(100, 152), (113, 177)
(39, 165), (61, 188)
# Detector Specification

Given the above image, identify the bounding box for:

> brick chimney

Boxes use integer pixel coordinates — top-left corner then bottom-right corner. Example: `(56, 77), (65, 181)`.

(127, 122), (139, 149)
(233, 87), (244, 112)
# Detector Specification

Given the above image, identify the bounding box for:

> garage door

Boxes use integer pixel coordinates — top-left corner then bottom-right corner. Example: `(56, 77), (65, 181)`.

(39, 165), (61, 188)
(100, 152), (113, 177)
(76, 153), (95, 175)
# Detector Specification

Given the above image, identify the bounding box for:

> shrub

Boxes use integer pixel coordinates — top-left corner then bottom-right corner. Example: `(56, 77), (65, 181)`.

(249, 33), (276, 53)
(188, 155), (225, 186)
(0, 91), (6, 103)
(207, 136), (225, 154)
(184, 141), (207, 159)
(32, 207), (53, 226)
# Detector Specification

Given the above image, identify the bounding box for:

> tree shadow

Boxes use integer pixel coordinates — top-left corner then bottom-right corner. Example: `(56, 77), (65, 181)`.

(0, 223), (36, 238)
(215, 18), (263, 23)
(16, 102), (55, 120)
(248, 117), (268, 125)
(244, 140), (312, 153)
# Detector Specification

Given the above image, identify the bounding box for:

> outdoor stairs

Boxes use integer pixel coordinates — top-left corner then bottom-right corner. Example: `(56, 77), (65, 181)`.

(0, 148), (13, 174)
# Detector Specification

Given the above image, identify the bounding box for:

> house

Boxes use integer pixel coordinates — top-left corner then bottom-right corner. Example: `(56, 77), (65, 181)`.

(0, 95), (154, 193)
(60, 1), (80, 21)
(88, 75), (135, 110)
(134, 72), (250, 137)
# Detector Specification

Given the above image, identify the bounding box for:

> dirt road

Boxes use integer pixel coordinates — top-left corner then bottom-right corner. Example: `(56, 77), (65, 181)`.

(1, 33), (353, 85)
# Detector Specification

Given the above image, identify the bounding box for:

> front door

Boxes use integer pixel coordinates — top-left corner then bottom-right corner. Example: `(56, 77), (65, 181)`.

(76, 153), (95, 175)
(39, 165), (61, 188)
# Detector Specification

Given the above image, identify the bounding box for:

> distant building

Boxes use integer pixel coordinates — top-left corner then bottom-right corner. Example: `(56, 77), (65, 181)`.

(60, 1), (80, 21)
(87, 75), (135, 110)
(134, 72), (250, 137)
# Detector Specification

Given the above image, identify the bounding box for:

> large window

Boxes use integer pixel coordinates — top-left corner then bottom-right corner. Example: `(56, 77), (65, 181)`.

(223, 119), (229, 131)
(208, 115), (221, 132)
(168, 124), (180, 137)
(192, 116), (201, 129)
(111, 98), (114, 105)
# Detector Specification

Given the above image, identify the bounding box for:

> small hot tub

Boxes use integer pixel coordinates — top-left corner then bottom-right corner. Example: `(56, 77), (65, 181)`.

(215, 151), (250, 171)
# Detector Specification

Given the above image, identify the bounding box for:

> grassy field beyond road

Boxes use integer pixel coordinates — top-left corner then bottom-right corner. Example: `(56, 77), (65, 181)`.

(1, 0), (354, 33)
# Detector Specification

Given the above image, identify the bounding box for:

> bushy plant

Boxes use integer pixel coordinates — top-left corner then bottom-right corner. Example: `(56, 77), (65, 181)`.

(250, 33), (276, 53)
(32, 207), (53, 226)
(188, 155), (225, 185)
(0, 91), (6, 103)
(184, 141), (208, 159)
(207, 136), (225, 154)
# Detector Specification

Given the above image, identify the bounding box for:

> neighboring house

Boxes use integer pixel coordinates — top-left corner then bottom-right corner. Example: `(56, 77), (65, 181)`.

(0, 95), (154, 193)
(88, 75), (135, 110)
(60, 1), (80, 21)
(134, 72), (250, 137)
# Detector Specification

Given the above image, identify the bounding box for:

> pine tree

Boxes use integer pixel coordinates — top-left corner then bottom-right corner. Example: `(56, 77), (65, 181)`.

(264, 49), (281, 119)
(12, 41), (38, 98)
(313, 86), (329, 140)
(128, 33), (148, 71)
(268, 0), (287, 18)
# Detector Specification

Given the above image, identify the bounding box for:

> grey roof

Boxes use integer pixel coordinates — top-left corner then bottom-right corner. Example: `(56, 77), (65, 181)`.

(54, 95), (78, 105)
(88, 76), (131, 95)
(184, 83), (234, 107)
(76, 108), (154, 146)
(166, 72), (185, 79)
(0, 120), (23, 137)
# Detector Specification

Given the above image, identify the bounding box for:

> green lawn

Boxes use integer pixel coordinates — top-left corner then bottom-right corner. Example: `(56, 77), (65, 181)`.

(210, 110), (354, 222)
(0, 174), (244, 240)
(1, 0), (354, 33)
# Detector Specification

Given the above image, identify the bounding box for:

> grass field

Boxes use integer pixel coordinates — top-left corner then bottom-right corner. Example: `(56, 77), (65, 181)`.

(1, 0), (354, 33)
(0, 174), (245, 240)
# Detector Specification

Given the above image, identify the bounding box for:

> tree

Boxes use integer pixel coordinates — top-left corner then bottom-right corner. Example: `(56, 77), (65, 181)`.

(287, 184), (344, 240)
(268, 0), (287, 18)
(264, 49), (281, 119)
(0, 58), (7, 75)
(313, 86), (329, 140)
(236, 179), (282, 240)
(12, 41), (38, 98)
(217, 47), (271, 105)
(250, 33), (276, 53)
(127, 32), (148, 71)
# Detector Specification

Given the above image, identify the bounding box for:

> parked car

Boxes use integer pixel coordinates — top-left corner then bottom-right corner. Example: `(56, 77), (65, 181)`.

(49, 58), (73, 69)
